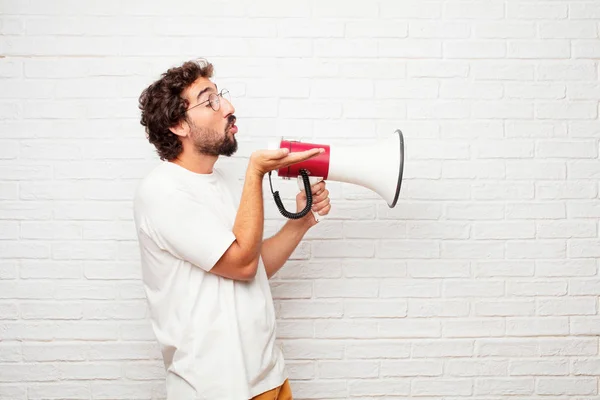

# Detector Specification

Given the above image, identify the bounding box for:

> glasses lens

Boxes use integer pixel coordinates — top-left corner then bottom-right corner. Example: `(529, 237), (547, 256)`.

(208, 93), (219, 111)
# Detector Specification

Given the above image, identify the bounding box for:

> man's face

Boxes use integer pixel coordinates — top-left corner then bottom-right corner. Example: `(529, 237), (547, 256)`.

(183, 77), (238, 157)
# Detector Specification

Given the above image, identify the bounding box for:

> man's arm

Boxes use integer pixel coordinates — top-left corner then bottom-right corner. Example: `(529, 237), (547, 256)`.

(261, 181), (331, 279)
(210, 147), (324, 281)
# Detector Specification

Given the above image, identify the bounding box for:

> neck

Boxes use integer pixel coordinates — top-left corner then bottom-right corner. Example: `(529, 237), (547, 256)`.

(171, 148), (218, 174)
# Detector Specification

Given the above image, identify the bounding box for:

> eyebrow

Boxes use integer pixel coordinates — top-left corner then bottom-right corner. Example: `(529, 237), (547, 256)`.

(195, 84), (218, 102)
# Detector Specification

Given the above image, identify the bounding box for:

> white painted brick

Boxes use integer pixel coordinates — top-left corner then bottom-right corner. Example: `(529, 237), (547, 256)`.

(409, 21), (470, 38)
(446, 203), (505, 220)
(508, 2), (567, 19)
(57, 363), (121, 380)
(375, 79), (438, 99)
(380, 280), (441, 298)
(471, 61), (535, 80)
(508, 280), (568, 296)
(475, 261), (535, 277)
(536, 260), (597, 276)
(475, 378), (534, 395)
(0, 384), (26, 399)
(312, 240), (374, 258)
(282, 339), (344, 360)
(506, 317), (569, 336)
(442, 120), (504, 139)
(569, 279), (600, 295)
(444, 41), (506, 59)
(311, 78), (374, 100)
(278, 300), (343, 319)
(344, 300), (407, 318)
(506, 161), (565, 180)
(569, 239), (600, 258)
(568, 82), (600, 100)
(408, 299), (470, 317)
(379, 1), (443, 19)
(343, 99), (406, 119)
(573, 39), (600, 58)
(277, 260), (342, 279)
(537, 378), (598, 395)
(442, 160), (505, 179)
(315, 39), (378, 58)
(90, 382), (155, 400)
(444, 280), (505, 297)
(447, 359), (508, 376)
(0, 364), (59, 382)
(440, 81), (502, 99)
(30, 382), (89, 400)
(568, 201), (600, 218)
(382, 360), (442, 377)
(342, 259), (407, 278)
(270, 281), (312, 299)
(408, 60), (469, 78)
(536, 101), (598, 120)
(408, 260), (470, 277)
(538, 61), (597, 81)
(571, 317), (600, 335)
(378, 202), (442, 220)
(538, 297), (597, 316)
(277, 19), (343, 38)
(510, 359), (569, 376)
(540, 21), (598, 38)
(413, 339), (474, 357)
(408, 100), (470, 119)
(314, 279), (378, 298)
(537, 181), (598, 199)
(406, 222), (469, 240)
(475, 300), (535, 316)
(472, 101), (533, 119)
(20, 302), (82, 320)
(508, 40), (570, 59)
(474, 22), (536, 38)
(473, 222), (535, 240)
(572, 359), (600, 376)
(505, 121), (568, 138)
(538, 140), (599, 158)
(476, 339), (540, 357)
(441, 241), (505, 259)
(507, 240), (566, 259)
(443, 318), (505, 338)
(20, 260), (81, 279)
(379, 319), (441, 338)
(346, 20), (407, 38)
(377, 240), (440, 259)
(505, 82), (566, 99)
(345, 340), (410, 359)
(379, 39), (442, 58)
(472, 181), (535, 200)
(274, 320), (314, 339)
(340, 60), (406, 79)
(22, 343), (87, 362)
(348, 379), (410, 397)
(318, 360), (378, 379)
(537, 221), (597, 238)
(0, 342), (20, 362)
(506, 202), (565, 219)
(315, 319), (379, 339)
(412, 379), (473, 396)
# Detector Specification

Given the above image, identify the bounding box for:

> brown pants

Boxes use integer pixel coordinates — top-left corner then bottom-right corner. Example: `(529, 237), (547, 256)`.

(251, 379), (292, 400)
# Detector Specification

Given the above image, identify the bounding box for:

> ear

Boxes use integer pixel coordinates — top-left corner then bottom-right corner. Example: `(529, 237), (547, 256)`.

(169, 119), (189, 138)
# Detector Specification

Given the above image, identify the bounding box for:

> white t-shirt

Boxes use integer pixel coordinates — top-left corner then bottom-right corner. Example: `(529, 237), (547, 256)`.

(133, 162), (286, 400)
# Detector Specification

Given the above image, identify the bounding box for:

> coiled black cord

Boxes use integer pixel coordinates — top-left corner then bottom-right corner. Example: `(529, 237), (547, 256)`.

(269, 169), (313, 219)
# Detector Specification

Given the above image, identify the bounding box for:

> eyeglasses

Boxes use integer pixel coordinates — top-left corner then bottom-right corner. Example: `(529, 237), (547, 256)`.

(186, 89), (230, 113)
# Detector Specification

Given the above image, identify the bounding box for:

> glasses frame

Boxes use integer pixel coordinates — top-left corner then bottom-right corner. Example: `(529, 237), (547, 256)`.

(186, 89), (230, 113)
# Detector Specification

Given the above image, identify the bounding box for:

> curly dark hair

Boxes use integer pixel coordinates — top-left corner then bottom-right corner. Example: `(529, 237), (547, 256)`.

(138, 59), (214, 161)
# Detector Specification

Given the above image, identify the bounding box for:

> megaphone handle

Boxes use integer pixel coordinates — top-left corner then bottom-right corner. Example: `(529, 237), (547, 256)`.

(298, 176), (324, 223)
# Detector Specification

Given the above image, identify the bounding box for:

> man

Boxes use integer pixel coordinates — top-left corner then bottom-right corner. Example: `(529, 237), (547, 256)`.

(133, 58), (331, 400)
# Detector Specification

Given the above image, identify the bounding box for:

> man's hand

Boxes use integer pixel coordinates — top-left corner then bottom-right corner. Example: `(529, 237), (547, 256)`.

(249, 147), (324, 177)
(296, 181), (331, 227)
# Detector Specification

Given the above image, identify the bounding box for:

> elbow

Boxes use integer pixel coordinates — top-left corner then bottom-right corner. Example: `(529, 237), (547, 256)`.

(238, 259), (259, 281)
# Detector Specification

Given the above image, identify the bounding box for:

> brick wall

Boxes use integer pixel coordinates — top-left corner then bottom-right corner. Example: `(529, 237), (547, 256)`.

(1, 0), (599, 399)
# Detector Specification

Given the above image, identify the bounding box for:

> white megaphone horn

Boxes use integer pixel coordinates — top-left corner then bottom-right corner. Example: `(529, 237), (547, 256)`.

(267, 129), (405, 222)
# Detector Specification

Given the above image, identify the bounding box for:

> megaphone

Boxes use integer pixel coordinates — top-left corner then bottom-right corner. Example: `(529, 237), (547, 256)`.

(267, 129), (405, 221)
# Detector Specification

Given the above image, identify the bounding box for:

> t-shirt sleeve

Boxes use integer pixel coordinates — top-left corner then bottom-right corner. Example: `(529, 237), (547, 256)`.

(144, 189), (236, 272)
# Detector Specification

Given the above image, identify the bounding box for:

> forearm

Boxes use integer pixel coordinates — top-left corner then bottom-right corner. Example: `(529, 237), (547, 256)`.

(261, 218), (311, 278)
(232, 169), (265, 266)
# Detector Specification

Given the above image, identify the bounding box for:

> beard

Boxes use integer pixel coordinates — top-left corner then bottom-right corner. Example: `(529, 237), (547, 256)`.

(188, 116), (238, 157)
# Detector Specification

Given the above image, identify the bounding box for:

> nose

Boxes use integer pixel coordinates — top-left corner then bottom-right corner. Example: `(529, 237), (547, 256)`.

(221, 95), (235, 116)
